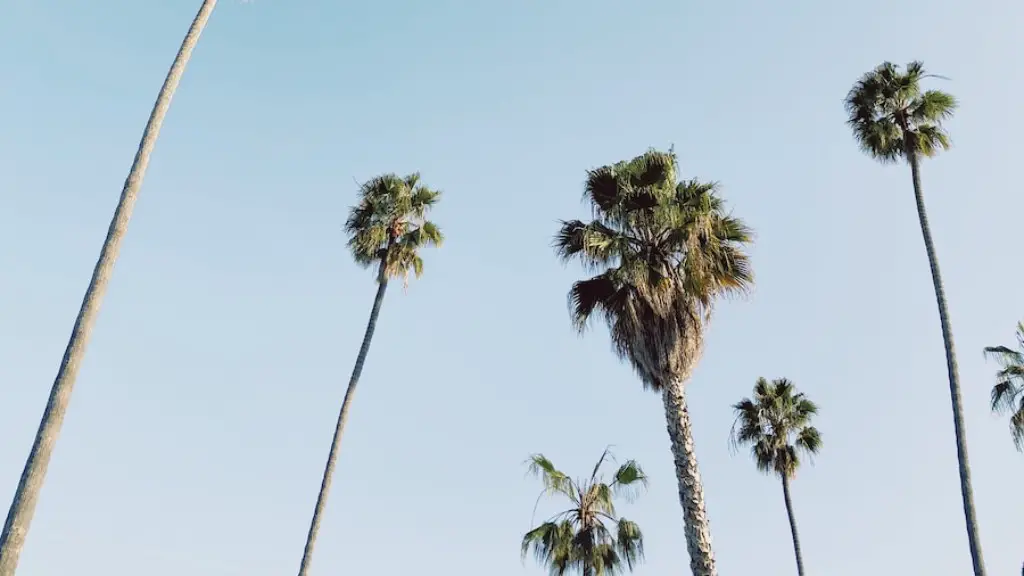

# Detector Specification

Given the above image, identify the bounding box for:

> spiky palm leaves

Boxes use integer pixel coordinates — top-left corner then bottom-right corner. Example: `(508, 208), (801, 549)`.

(845, 63), (986, 576)
(732, 378), (821, 479)
(522, 450), (646, 576)
(554, 149), (752, 576)
(984, 322), (1024, 450)
(296, 173), (442, 576)
(554, 149), (752, 390)
(845, 61), (956, 162)
(345, 172), (443, 283)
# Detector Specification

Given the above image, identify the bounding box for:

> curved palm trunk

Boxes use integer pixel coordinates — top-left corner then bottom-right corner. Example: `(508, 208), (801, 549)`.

(662, 378), (717, 576)
(0, 2), (217, 573)
(297, 274), (389, 576)
(780, 474), (805, 576)
(908, 152), (986, 576)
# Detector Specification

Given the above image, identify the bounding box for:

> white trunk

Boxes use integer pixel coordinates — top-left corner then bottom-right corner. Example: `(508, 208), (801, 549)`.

(662, 378), (717, 576)
(0, 2), (217, 573)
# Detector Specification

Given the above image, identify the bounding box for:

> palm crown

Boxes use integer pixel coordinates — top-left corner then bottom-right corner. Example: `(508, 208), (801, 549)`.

(731, 378), (821, 478)
(522, 450), (646, 576)
(554, 150), (752, 390)
(844, 61), (957, 163)
(983, 322), (1024, 450)
(345, 172), (443, 283)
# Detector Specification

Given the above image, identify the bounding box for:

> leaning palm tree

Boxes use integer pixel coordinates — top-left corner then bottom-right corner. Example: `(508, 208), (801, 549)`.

(522, 449), (646, 576)
(731, 378), (821, 576)
(983, 321), (1024, 450)
(0, 2), (218, 573)
(555, 149), (752, 576)
(845, 61), (986, 576)
(296, 173), (442, 576)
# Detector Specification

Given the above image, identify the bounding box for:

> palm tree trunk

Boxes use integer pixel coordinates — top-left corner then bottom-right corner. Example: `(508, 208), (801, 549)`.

(908, 151), (986, 576)
(780, 474), (805, 576)
(0, 2), (217, 573)
(297, 272), (390, 576)
(662, 379), (717, 576)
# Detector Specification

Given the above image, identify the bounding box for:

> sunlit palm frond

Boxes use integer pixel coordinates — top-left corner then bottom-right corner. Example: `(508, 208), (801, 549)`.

(731, 378), (822, 479)
(527, 454), (576, 501)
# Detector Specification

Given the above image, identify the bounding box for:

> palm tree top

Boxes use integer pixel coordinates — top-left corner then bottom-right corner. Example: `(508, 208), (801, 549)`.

(983, 322), (1024, 450)
(731, 377), (821, 478)
(553, 149), (752, 390)
(344, 172), (443, 283)
(522, 449), (646, 576)
(844, 60), (957, 163)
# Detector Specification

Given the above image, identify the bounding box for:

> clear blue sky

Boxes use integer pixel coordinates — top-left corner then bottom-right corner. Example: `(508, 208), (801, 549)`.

(1, 0), (1022, 574)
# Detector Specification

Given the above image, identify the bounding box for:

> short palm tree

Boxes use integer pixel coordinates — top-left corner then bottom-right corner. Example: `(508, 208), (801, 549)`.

(983, 321), (1024, 450)
(845, 61), (986, 576)
(555, 149), (752, 576)
(296, 173), (442, 576)
(522, 449), (646, 576)
(731, 378), (821, 576)
(0, 2), (218, 573)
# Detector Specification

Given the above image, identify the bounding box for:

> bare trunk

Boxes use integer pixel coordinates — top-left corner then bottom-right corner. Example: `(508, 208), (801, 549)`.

(0, 2), (217, 573)
(908, 152), (986, 576)
(780, 474), (805, 576)
(297, 272), (390, 576)
(662, 378), (717, 576)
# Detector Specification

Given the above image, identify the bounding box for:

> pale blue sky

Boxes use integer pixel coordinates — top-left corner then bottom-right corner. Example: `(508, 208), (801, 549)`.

(1, 0), (1022, 574)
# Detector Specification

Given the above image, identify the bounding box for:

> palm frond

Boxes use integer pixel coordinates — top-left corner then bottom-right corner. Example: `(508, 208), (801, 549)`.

(527, 454), (576, 502)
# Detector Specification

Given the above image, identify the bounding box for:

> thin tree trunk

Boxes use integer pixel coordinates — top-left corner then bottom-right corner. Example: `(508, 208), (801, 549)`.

(0, 2), (217, 573)
(907, 151), (986, 576)
(662, 379), (717, 576)
(297, 272), (390, 576)
(780, 474), (805, 576)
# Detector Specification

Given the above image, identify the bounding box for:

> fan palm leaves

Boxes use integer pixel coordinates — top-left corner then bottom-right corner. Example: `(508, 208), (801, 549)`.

(554, 149), (752, 576)
(522, 449), (646, 576)
(845, 62), (985, 576)
(296, 173), (442, 576)
(732, 378), (821, 575)
(983, 322), (1024, 449)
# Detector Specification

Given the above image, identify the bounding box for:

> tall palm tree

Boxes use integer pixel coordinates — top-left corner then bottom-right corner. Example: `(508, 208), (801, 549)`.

(983, 321), (1024, 450)
(845, 61), (986, 576)
(522, 449), (646, 576)
(0, 2), (217, 573)
(554, 149), (753, 576)
(296, 173), (442, 576)
(731, 378), (821, 576)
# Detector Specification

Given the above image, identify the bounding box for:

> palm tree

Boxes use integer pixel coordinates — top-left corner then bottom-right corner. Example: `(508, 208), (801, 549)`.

(731, 378), (821, 576)
(554, 149), (752, 576)
(296, 173), (442, 576)
(983, 321), (1024, 450)
(522, 449), (646, 576)
(0, 2), (218, 573)
(845, 61), (986, 575)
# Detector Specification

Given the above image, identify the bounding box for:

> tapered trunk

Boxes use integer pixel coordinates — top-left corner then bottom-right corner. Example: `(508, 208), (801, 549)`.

(0, 3), (217, 573)
(297, 273), (390, 576)
(662, 378), (717, 576)
(907, 151), (986, 576)
(780, 474), (805, 576)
